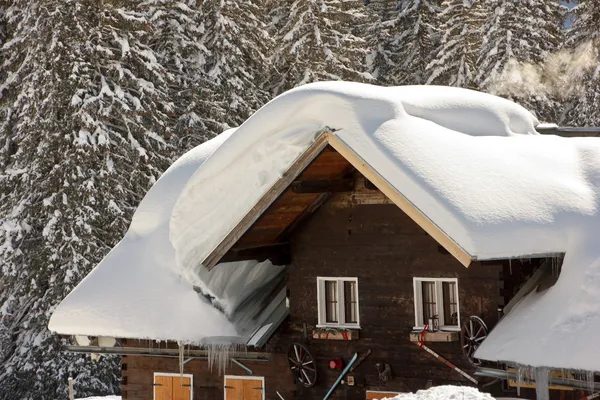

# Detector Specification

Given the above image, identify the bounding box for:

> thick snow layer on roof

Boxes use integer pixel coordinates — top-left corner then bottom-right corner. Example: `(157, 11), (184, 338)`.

(170, 81), (541, 277)
(475, 237), (600, 371)
(49, 130), (285, 343)
(49, 82), (600, 370)
(380, 386), (494, 400)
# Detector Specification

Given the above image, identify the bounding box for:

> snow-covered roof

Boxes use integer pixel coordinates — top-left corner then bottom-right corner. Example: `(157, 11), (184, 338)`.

(49, 82), (600, 371)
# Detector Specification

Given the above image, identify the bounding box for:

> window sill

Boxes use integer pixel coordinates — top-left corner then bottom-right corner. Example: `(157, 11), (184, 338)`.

(316, 324), (361, 330)
(409, 330), (459, 343)
(413, 326), (461, 332)
(313, 327), (360, 341)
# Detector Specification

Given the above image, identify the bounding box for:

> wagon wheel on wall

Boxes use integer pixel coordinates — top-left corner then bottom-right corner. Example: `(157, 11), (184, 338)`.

(461, 316), (488, 366)
(287, 343), (317, 388)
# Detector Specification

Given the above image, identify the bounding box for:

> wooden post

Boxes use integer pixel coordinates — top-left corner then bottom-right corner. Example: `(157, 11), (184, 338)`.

(68, 377), (74, 400)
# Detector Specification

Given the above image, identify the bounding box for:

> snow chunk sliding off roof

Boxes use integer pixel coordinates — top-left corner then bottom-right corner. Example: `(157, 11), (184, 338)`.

(50, 83), (600, 371)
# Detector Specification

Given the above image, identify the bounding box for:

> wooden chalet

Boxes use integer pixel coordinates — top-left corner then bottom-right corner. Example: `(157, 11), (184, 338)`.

(53, 126), (600, 400)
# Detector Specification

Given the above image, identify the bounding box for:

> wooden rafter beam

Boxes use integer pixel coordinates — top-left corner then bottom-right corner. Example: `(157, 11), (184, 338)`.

(202, 131), (331, 271)
(290, 178), (355, 193)
(326, 132), (474, 268)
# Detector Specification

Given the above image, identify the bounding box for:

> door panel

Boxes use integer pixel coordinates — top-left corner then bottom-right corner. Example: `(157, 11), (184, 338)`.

(243, 379), (263, 400)
(225, 378), (244, 400)
(173, 376), (192, 400)
(154, 375), (172, 400)
(225, 377), (263, 400)
(366, 391), (401, 400)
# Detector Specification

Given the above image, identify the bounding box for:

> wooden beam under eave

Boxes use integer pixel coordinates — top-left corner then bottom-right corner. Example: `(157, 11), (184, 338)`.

(290, 178), (355, 193)
(326, 132), (474, 268)
(201, 131), (331, 271)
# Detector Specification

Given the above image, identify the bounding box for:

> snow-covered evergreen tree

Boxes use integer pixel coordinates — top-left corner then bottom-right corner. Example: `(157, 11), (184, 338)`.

(365, 0), (398, 83)
(143, 0), (226, 148)
(562, 0), (600, 126)
(199, 0), (272, 125)
(268, 0), (372, 95)
(476, 0), (563, 122)
(425, 0), (485, 88)
(387, 0), (441, 85)
(476, 0), (563, 88)
(0, 0), (179, 397)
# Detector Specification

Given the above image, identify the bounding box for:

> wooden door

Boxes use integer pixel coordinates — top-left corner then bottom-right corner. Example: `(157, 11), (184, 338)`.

(225, 377), (264, 400)
(243, 379), (263, 400)
(366, 391), (401, 400)
(225, 378), (244, 400)
(154, 375), (192, 400)
(155, 375), (172, 400)
(172, 376), (192, 400)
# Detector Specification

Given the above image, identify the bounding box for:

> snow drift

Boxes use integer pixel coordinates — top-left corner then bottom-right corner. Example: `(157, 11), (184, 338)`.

(381, 386), (494, 400)
(50, 81), (600, 372)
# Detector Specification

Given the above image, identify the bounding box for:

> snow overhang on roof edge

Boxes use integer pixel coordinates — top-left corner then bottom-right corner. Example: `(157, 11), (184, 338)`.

(49, 82), (600, 370)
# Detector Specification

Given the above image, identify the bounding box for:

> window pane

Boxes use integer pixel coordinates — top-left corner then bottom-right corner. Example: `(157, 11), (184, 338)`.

(442, 281), (458, 326)
(344, 281), (358, 324)
(421, 281), (436, 324)
(325, 281), (338, 323)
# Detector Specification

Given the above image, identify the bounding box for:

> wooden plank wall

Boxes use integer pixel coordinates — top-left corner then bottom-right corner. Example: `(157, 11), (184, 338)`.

(121, 352), (293, 400)
(120, 183), (551, 399)
(279, 193), (504, 399)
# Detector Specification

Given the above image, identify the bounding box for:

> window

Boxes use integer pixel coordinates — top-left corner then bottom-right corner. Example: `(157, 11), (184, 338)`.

(413, 278), (460, 330)
(317, 277), (359, 328)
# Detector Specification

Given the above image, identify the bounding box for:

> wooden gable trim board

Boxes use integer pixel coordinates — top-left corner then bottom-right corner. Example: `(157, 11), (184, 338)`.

(202, 131), (331, 271)
(203, 129), (474, 271)
(325, 132), (473, 267)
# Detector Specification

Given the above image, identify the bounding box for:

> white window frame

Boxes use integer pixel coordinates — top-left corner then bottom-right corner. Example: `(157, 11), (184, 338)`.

(413, 277), (460, 331)
(153, 372), (194, 400)
(223, 375), (265, 400)
(317, 277), (360, 329)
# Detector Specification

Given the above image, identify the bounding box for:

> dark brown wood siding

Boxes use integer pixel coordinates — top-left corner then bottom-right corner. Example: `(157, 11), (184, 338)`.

(121, 351), (294, 400)
(278, 198), (503, 398)
(121, 194), (520, 399)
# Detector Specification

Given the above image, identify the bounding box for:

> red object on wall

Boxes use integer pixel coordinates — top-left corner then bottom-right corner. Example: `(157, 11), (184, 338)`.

(329, 359), (343, 369)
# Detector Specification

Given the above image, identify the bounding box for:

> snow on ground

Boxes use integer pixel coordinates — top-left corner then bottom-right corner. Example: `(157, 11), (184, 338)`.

(49, 81), (600, 372)
(75, 397), (121, 400)
(381, 386), (494, 399)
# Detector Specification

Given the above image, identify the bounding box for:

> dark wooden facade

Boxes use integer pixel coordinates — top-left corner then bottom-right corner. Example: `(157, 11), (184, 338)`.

(119, 145), (556, 400)
(121, 185), (533, 399)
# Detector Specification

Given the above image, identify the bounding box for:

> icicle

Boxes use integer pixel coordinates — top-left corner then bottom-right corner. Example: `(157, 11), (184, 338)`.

(516, 364), (522, 396)
(204, 343), (244, 375)
(535, 367), (549, 400)
(178, 343), (184, 378)
(587, 370), (595, 393)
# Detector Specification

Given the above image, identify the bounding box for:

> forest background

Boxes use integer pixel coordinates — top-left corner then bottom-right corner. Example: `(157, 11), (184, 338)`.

(0, 0), (598, 398)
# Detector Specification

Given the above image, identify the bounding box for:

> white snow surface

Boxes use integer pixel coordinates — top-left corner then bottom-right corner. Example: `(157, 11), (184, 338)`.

(49, 82), (600, 371)
(380, 386), (494, 400)
(171, 81), (543, 278)
(76, 397), (121, 400)
(49, 129), (282, 343)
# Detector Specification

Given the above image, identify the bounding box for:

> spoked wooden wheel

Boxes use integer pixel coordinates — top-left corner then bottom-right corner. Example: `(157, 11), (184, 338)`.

(287, 343), (317, 388)
(461, 316), (488, 366)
